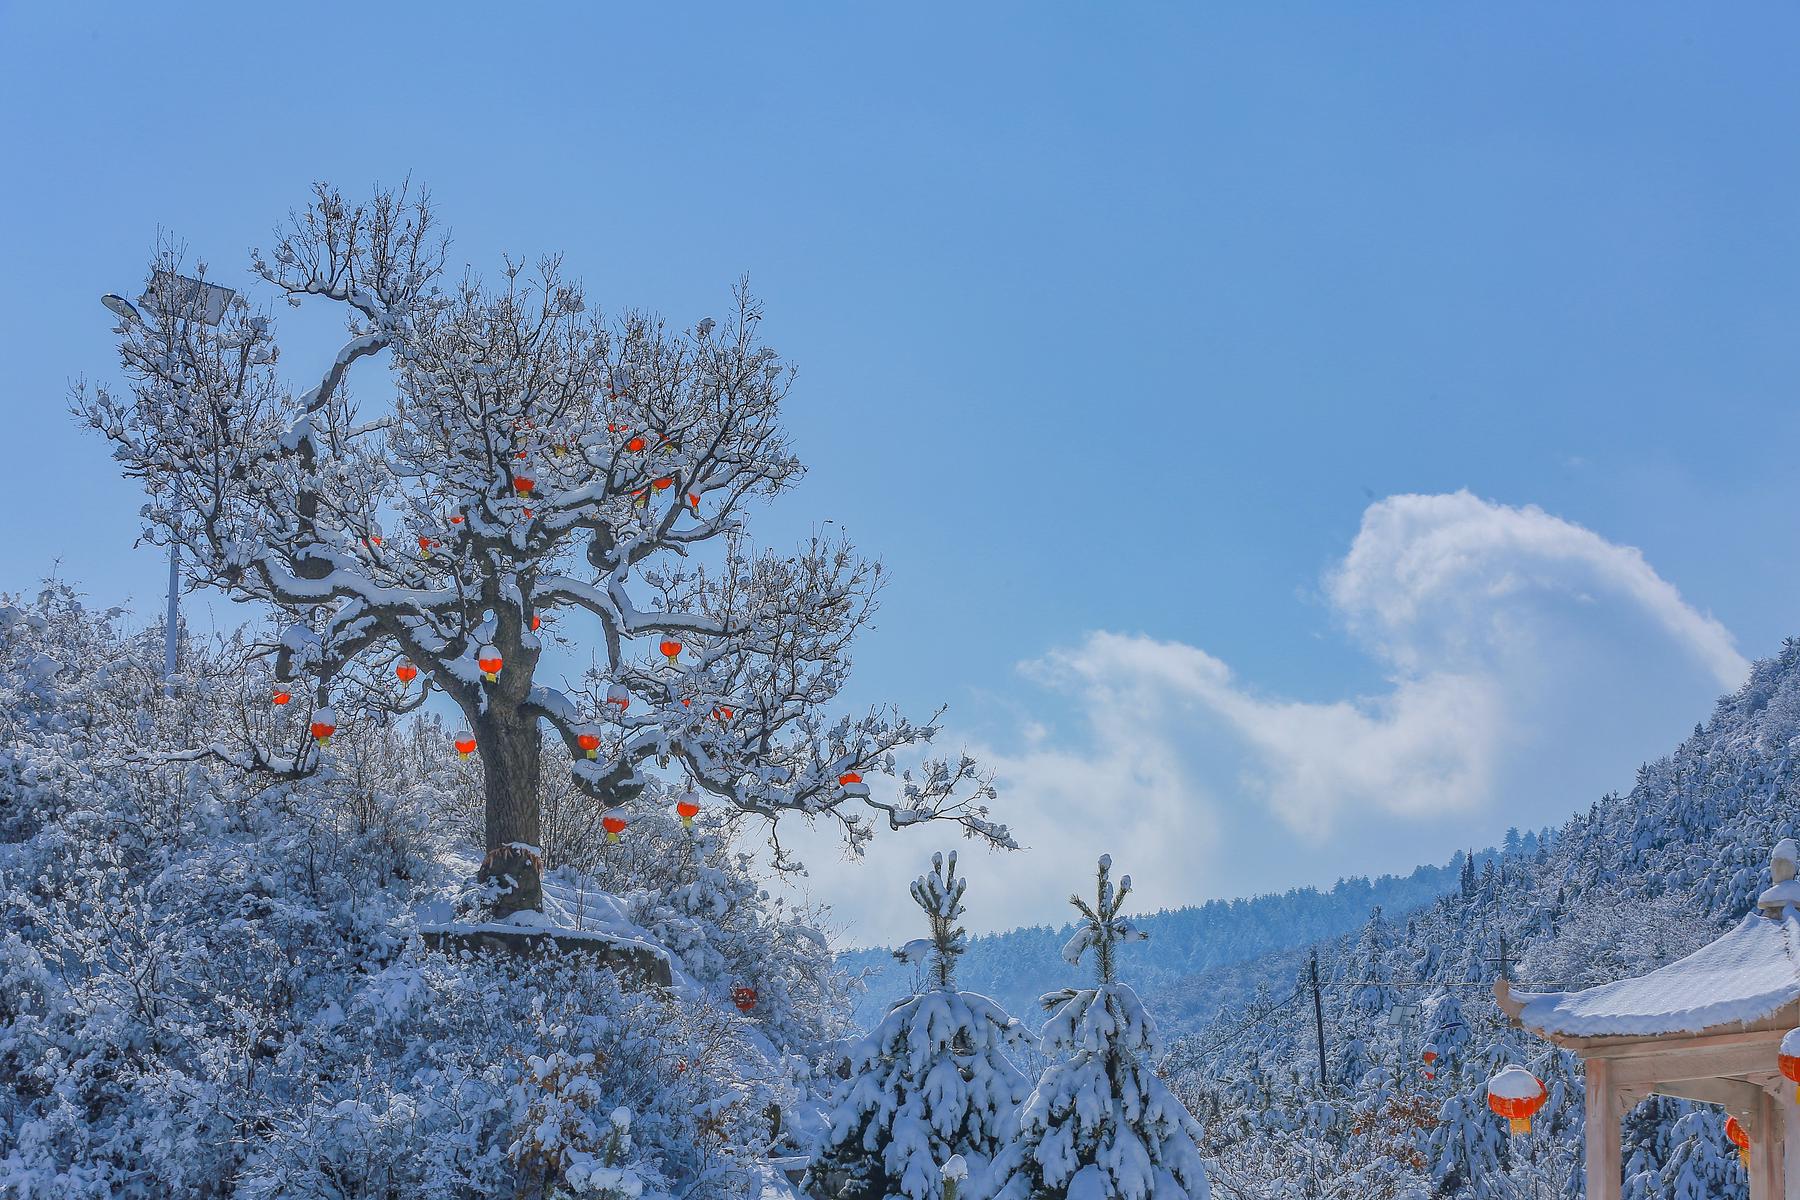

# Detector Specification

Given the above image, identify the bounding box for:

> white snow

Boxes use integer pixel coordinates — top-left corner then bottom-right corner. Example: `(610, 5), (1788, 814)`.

(1759, 879), (1800, 911)
(1515, 909), (1800, 1037)
(1487, 1065), (1542, 1102)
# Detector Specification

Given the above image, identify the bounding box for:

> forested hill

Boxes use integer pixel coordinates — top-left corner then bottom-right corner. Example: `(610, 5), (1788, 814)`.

(839, 847), (1511, 1030)
(1162, 637), (1800, 1198)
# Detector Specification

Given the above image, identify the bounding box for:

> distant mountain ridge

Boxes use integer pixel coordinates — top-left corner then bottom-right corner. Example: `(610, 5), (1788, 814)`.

(839, 848), (1511, 1030)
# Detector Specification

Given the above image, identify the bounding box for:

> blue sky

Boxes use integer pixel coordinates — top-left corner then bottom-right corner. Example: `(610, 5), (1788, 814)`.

(5, 3), (1800, 943)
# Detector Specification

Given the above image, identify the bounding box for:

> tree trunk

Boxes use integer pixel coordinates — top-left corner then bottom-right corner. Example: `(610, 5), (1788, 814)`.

(475, 705), (543, 918)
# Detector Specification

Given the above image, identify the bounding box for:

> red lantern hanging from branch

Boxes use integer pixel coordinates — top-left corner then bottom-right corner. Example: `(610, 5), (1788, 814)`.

(477, 644), (503, 682)
(659, 639), (682, 664)
(417, 536), (439, 557)
(712, 705), (733, 721)
(1421, 1046), (1439, 1082)
(732, 986), (757, 1013)
(676, 791), (701, 828)
(310, 708), (337, 748)
(530, 613), (541, 632)
(513, 474), (535, 498)
(1727, 1115), (1750, 1167)
(606, 683), (631, 712)
(396, 661), (417, 686)
(602, 814), (628, 843)
(839, 771), (862, 787)
(455, 730), (477, 760)
(1486, 1066), (1547, 1135)
(652, 476), (673, 492)
(272, 686), (292, 706)
(577, 729), (602, 759)
(626, 435), (646, 453)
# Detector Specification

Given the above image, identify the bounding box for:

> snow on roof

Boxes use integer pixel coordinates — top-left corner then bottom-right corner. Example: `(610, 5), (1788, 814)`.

(1516, 909), (1800, 1038)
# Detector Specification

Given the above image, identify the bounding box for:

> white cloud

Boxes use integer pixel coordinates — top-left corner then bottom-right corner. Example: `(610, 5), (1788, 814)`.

(1327, 491), (1746, 689)
(791, 491), (1748, 946)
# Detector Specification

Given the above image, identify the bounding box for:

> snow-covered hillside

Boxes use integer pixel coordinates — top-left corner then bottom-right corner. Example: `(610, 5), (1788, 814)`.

(0, 583), (850, 1198)
(1159, 639), (1800, 1198)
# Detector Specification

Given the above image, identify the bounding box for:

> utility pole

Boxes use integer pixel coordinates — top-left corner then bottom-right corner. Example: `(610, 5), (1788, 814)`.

(1310, 949), (1328, 1091)
(1485, 934), (1514, 983)
(163, 543), (180, 684)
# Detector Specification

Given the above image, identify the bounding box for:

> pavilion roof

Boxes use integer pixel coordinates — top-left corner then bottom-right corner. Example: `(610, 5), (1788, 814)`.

(1508, 908), (1800, 1040)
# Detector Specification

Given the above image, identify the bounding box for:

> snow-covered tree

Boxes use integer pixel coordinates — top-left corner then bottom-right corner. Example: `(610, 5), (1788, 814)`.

(806, 851), (1033, 1200)
(75, 184), (1010, 915)
(992, 855), (1211, 1200)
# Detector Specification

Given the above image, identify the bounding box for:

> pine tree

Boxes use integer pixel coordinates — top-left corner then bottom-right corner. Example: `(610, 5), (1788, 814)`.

(992, 856), (1211, 1200)
(806, 852), (1033, 1200)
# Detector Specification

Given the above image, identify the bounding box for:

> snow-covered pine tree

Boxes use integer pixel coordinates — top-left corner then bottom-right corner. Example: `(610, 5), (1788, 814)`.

(806, 851), (1033, 1200)
(992, 855), (1211, 1200)
(75, 184), (1010, 916)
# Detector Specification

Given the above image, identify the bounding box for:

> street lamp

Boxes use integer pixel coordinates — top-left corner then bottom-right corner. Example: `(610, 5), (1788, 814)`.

(100, 271), (238, 686)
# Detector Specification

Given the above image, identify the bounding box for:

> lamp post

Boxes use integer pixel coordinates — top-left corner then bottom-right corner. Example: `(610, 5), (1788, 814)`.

(101, 272), (237, 686)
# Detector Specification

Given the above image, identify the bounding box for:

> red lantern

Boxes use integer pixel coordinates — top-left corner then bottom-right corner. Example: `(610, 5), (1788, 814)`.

(713, 705), (733, 721)
(450, 514), (464, 525)
(677, 792), (701, 828)
(1728, 1115), (1750, 1166)
(418, 535), (439, 556)
(272, 686), (292, 706)
(839, 771), (862, 787)
(659, 639), (682, 664)
(627, 435), (646, 453)
(365, 534), (382, 548)
(513, 475), (535, 498)
(1780, 1028), (1800, 1102)
(1487, 1066), (1547, 1135)
(606, 683), (631, 711)
(732, 986), (757, 1013)
(530, 613), (541, 632)
(522, 507), (533, 519)
(310, 708), (337, 748)
(687, 492), (701, 513)
(477, 644), (503, 682)
(603, 814), (628, 843)
(1421, 1046), (1438, 1082)
(396, 662), (417, 686)
(578, 730), (602, 759)
(454, 730), (477, 760)
(652, 476), (673, 491)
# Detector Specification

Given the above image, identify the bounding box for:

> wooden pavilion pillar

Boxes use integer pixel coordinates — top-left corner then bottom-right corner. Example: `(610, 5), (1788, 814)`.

(1585, 1057), (1622, 1200)
(1753, 1085), (1784, 1200)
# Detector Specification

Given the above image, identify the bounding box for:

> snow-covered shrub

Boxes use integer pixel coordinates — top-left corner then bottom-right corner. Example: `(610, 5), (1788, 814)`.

(0, 583), (850, 1197)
